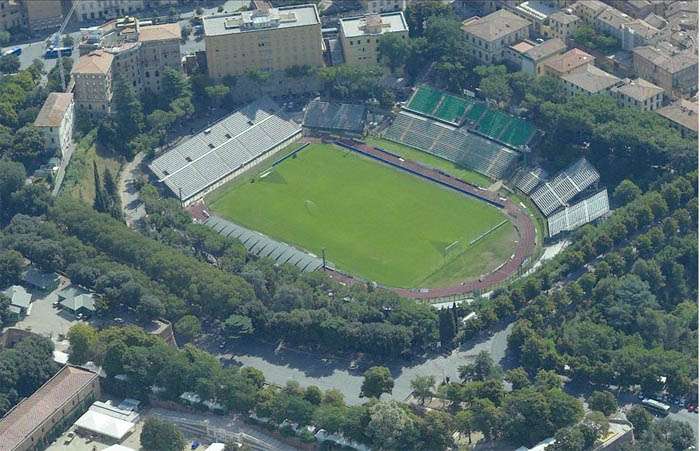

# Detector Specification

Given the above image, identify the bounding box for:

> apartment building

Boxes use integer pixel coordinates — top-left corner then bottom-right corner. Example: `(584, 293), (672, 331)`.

(462, 9), (531, 64)
(72, 50), (114, 113)
(0, 365), (100, 451)
(361, 0), (407, 14)
(77, 0), (144, 22)
(610, 77), (664, 110)
(561, 64), (621, 96)
(137, 22), (181, 93)
(656, 99), (698, 138)
(594, 6), (633, 40)
(33, 92), (75, 158)
(339, 12), (409, 66)
(203, 4), (323, 79)
(0, 0), (22, 31)
(602, 0), (654, 19)
(621, 18), (664, 50)
(571, 0), (608, 24)
(548, 10), (581, 39)
(506, 37), (566, 75)
(632, 44), (698, 95)
(541, 47), (595, 77)
(21, 0), (63, 33)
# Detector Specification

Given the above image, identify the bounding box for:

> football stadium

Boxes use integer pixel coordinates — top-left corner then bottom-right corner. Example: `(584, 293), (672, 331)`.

(207, 142), (519, 289)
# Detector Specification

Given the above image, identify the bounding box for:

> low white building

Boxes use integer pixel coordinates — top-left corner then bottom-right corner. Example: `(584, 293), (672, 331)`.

(33, 92), (74, 160)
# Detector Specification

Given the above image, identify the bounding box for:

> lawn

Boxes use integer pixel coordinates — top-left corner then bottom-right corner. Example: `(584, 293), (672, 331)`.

(209, 144), (516, 288)
(60, 129), (122, 204)
(366, 137), (493, 188)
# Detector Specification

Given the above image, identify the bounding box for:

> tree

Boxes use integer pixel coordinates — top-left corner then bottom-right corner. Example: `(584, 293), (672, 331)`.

(469, 398), (499, 440)
(410, 375), (435, 405)
(162, 68), (191, 105)
(102, 167), (121, 218)
(626, 405), (653, 435)
(360, 366), (394, 398)
(588, 390), (618, 416)
(135, 294), (164, 321)
(0, 250), (23, 287)
(67, 323), (98, 365)
(613, 179), (642, 206)
(222, 314), (254, 340)
(454, 410), (473, 443)
(93, 161), (108, 214)
(0, 55), (19, 74)
(0, 31), (9, 46)
(367, 400), (419, 450)
(505, 367), (530, 390)
(10, 126), (45, 167)
(47, 58), (72, 92)
(459, 351), (501, 382)
(174, 315), (201, 343)
(140, 417), (186, 451)
(438, 308), (456, 346)
(112, 75), (144, 146)
(62, 35), (74, 47)
(637, 418), (695, 451)
(378, 33), (410, 72)
(0, 159), (25, 222)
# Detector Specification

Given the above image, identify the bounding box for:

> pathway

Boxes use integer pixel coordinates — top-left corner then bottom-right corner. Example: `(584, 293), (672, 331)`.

(118, 152), (146, 227)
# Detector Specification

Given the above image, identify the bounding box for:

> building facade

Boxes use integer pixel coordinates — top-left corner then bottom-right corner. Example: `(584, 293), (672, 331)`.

(33, 92), (75, 158)
(71, 50), (114, 114)
(521, 37), (567, 75)
(548, 10), (581, 39)
(571, 0), (608, 24)
(0, 365), (100, 451)
(462, 9), (531, 64)
(77, 0), (144, 22)
(361, 0), (407, 14)
(656, 99), (698, 138)
(339, 12), (409, 66)
(203, 4), (323, 79)
(541, 47), (595, 77)
(610, 77), (664, 110)
(594, 6), (633, 40)
(0, 0), (22, 31)
(21, 0), (63, 33)
(632, 44), (698, 95)
(560, 64), (622, 96)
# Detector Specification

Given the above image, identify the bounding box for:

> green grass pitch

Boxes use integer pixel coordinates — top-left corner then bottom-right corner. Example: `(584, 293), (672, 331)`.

(208, 144), (517, 288)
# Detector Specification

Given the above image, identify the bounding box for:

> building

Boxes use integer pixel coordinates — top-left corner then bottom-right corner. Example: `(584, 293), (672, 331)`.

(632, 44), (698, 95)
(21, 267), (60, 291)
(203, 4), (323, 79)
(561, 64), (622, 96)
(571, 0), (609, 24)
(548, 10), (581, 39)
(621, 18), (664, 50)
(72, 19), (182, 114)
(610, 77), (664, 110)
(594, 6), (633, 40)
(339, 12), (409, 66)
(0, 0), (23, 32)
(34, 92), (74, 160)
(603, 0), (654, 19)
(57, 286), (97, 317)
(507, 0), (562, 36)
(73, 401), (138, 444)
(361, 0), (407, 14)
(541, 47), (595, 76)
(520, 37), (567, 75)
(656, 99), (698, 138)
(20, 0), (63, 33)
(462, 9), (532, 64)
(72, 50), (114, 114)
(1, 285), (31, 316)
(77, 0), (144, 22)
(0, 365), (100, 451)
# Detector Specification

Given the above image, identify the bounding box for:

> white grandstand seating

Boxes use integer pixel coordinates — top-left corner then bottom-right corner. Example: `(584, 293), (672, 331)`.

(511, 166), (548, 194)
(548, 189), (610, 237)
(383, 112), (519, 179)
(530, 158), (600, 216)
(149, 98), (301, 203)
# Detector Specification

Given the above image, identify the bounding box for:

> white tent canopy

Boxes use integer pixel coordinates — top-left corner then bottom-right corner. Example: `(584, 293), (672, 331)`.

(74, 410), (134, 440)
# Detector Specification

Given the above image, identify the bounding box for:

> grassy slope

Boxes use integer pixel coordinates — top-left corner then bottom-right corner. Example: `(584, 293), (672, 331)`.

(209, 144), (516, 288)
(60, 130), (122, 204)
(365, 137), (493, 188)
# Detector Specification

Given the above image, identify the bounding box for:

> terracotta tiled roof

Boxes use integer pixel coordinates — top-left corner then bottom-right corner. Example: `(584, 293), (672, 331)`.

(462, 9), (531, 41)
(657, 99), (698, 133)
(138, 23), (181, 42)
(0, 365), (98, 450)
(34, 92), (73, 128)
(543, 48), (594, 73)
(72, 50), (113, 75)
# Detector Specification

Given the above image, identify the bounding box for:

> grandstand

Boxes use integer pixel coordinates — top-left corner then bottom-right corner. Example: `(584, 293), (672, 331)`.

(530, 158), (600, 216)
(205, 216), (326, 271)
(303, 100), (367, 135)
(547, 189), (610, 237)
(511, 166), (548, 194)
(383, 111), (519, 179)
(149, 98), (301, 205)
(405, 85), (536, 147)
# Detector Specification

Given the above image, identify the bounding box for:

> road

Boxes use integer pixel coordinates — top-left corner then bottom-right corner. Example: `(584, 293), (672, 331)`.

(209, 323), (514, 405)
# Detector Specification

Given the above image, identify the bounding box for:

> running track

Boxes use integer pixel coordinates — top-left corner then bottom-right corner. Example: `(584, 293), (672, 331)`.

(189, 138), (537, 301)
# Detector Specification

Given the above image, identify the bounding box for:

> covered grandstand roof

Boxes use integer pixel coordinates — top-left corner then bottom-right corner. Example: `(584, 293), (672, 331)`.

(149, 98), (301, 202)
(548, 189), (610, 237)
(383, 111), (519, 180)
(205, 215), (327, 272)
(530, 158), (600, 216)
(303, 100), (367, 134)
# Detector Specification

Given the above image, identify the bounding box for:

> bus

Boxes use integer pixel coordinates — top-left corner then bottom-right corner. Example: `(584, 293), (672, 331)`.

(44, 47), (72, 59)
(2, 47), (21, 57)
(642, 398), (671, 415)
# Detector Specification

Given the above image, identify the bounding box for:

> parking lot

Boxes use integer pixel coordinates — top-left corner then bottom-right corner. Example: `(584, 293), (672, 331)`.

(14, 276), (81, 341)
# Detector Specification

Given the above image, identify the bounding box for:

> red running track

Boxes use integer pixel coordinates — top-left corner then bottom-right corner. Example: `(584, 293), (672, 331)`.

(329, 139), (537, 300)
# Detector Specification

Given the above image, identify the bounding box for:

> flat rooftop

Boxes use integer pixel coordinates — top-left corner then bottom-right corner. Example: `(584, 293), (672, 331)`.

(339, 11), (408, 38)
(203, 4), (320, 36)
